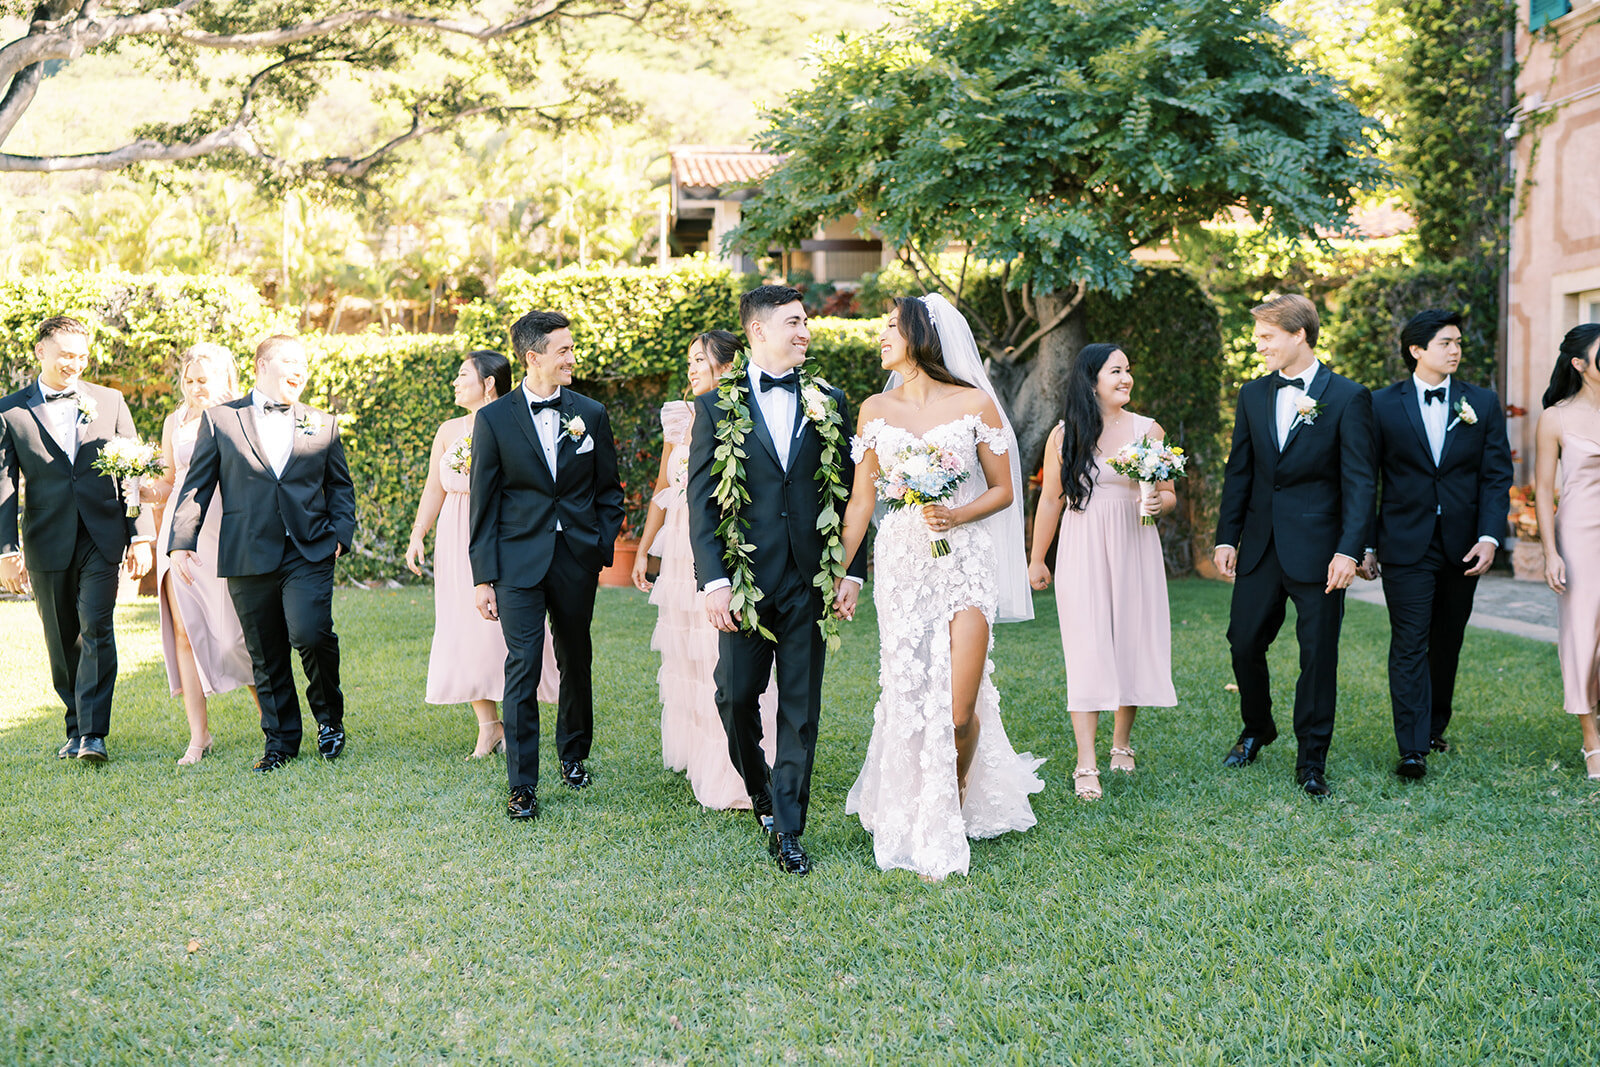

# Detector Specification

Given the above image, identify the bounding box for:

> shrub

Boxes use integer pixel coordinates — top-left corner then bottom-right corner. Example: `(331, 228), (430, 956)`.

(1322, 257), (1499, 390)
(0, 271), (285, 437)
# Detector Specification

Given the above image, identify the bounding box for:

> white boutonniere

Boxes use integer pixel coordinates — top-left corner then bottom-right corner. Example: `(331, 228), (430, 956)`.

(800, 381), (834, 425)
(75, 393), (98, 427)
(562, 414), (586, 441)
(1290, 394), (1323, 430)
(295, 411), (322, 436)
(1447, 397), (1477, 432)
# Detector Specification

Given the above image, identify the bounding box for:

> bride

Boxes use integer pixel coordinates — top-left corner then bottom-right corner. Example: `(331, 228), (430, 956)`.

(836, 293), (1044, 880)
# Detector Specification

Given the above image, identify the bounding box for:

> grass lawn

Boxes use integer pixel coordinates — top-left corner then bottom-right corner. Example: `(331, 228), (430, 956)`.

(0, 578), (1596, 1064)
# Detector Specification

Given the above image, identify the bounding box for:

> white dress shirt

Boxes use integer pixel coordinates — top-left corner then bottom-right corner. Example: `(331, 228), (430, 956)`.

(252, 389), (294, 478)
(750, 363), (799, 470)
(1274, 361), (1320, 448)
(522, 381), (564, 532)
(1414, 373), (1450, 465)
(36, 382), (81, 463)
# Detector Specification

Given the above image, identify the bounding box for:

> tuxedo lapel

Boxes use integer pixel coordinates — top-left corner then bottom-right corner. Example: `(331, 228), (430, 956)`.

(282, 404), (312, 479)
(1259, 377), (1283, 459)
(510, 393), (555, 486)
(1396, 379), (1433, 467)
(235, 401), (275, 479)
(1279, 364), (1329, 455)
(23, 389), (72, 468)
(554, 396), (578, 481)
(1438, 380), (1465, 468)
(745, 383), (783, 470)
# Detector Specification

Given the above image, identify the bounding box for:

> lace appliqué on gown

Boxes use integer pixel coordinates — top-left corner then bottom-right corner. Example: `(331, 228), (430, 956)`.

(845, 414), (1044, 880)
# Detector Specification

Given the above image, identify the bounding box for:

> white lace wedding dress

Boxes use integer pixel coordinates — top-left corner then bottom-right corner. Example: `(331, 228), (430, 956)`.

(845, 414), (1046, 880)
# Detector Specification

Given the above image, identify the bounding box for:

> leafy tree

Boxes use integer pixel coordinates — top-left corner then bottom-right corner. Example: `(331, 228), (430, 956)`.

(0, 1), (714, 184)
(731, 0), (1384, 468)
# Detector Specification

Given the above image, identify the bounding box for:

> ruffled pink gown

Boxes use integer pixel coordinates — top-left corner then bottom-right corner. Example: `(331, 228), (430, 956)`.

(647, 401), (774, 808)
(1555, 411), (1600, 717)
(1052, 415), (1177, 711)
(156, 408), (255, 697)
(426, 422), (557, 706)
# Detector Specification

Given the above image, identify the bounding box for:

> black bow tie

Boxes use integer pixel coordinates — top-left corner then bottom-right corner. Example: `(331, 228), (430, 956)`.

(1270, 373), (1302, 391)
(44, 389), (77, 403)
(262, 400), (292, 414)
(1423, 387), (1446, 405)
(529, 396), (561, 413)
(760, 371), (800, 394)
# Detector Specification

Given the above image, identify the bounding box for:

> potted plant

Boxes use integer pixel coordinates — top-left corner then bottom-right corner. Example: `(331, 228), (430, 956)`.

(1507, 484), (1552, 582)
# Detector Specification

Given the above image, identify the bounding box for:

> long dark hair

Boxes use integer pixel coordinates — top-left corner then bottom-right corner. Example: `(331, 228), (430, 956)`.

(694, 329), (741, 371)
(892, 297), (974, 388)
(1058, 343), (1123, 512)
(1543, 324), (1600, 409)
(466, 348), (512, 400)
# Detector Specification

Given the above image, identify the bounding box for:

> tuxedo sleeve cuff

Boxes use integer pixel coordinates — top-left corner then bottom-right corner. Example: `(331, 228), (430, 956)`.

(1478, 535), (1499, 547)
(1214, 544), (1235, 552)
(843, 575), (864, 587)
(702, 578), (731, 594)
(1334, 552), (1359, 565)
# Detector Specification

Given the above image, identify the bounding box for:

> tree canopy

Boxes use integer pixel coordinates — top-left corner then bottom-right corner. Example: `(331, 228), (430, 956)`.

(0, 0), (714, 183)
(733, 0), (1385, 364)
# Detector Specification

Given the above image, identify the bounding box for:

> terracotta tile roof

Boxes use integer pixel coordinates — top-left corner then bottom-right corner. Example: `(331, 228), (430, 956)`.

(671, 145), (782, 189)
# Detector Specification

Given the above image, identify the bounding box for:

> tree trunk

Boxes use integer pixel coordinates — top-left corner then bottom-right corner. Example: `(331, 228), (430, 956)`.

(992, 289), (1086, 480)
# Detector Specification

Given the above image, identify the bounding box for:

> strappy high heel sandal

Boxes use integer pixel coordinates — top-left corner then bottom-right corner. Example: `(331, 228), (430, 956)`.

(1582, 747), (1600, 781)
(177, 736), (213, 767)
(1109, 746), (1136, 774)
(467, 721), (506, 760)
(1073, 766), (1102, 801)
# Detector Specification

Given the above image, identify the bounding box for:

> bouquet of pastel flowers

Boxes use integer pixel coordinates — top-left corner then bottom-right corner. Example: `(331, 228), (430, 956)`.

(875, 441), (969, 556)
(1105, 436), (1187, 526)
(446, 433), (473, 475)
(92, 437), (165, 517)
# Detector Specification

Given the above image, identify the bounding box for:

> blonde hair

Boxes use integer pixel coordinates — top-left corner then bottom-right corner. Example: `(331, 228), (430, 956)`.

(179, 342), (241, 408)
(1250, 294), (1320, 349)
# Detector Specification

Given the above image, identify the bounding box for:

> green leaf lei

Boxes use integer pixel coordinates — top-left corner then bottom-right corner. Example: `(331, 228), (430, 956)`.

(709, 350), (850, 651)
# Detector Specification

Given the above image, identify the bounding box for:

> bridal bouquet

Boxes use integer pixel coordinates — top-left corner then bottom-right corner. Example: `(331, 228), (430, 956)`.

(92, 437), (165, 517)
(1106, 436), (1187, 526)
(876, 441), (969, 557)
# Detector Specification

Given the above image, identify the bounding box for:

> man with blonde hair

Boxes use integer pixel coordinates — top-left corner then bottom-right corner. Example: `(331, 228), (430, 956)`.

(1214, 295), (1376, 797)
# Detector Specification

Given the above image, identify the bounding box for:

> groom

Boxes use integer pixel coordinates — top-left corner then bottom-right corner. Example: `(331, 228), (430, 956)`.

(1214, 295), (1376, 797)
(687, 284), (867, 875)
(169, 335), (356, 772)
(469, 310), (624, 821)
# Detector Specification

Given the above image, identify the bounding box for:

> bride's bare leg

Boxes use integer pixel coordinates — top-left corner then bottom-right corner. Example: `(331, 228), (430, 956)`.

(949, 607), (989, 801)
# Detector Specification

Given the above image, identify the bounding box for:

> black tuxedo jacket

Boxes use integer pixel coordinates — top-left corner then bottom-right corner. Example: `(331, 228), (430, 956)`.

(1370, 378), (1512, 566)
(0, 380), (153, 570)
(468, 387), (625, 589)
(1216, 364), (1377, 584)
(686, 379), (868, 598)
(168, 397), (357, 577)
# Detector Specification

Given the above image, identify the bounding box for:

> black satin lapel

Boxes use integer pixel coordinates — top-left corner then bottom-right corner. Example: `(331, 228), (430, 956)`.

(1260, 378), (1283, 457)
(1438, 381), (1465, 468)
(236, 402), (275, 478)
(1397, 380), (1432, 466)
(746, 389), (783, 469)
(1279, 365), (1329, 455)
(511, 396), (555, 485)
(23, 391), (72, 467)
(282, 404), (313, 478)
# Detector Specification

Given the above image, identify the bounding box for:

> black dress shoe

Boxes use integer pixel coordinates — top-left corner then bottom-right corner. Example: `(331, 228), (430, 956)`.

(1223, 735), (1271, 767)
(560, 760), (591, 789)
(1397, 755), (1427, 780)
(76, 736), (108, 763)
(751, 785), (775, 835)
(317, 725), (346, 760)
(507, 785), (539, 819)
(253, 751), (294, 773)
(1298, 769), (1332, 797)
(772, 832), (810, 875)
(56, 738), (81, 759)
(1429, 737), (1450, 754)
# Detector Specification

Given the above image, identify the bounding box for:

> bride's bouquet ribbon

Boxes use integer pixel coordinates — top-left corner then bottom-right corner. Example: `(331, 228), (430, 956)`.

(91, 437), (165, 517)
(875, 441), (970, 556)
(1105, 436), (1186, 526)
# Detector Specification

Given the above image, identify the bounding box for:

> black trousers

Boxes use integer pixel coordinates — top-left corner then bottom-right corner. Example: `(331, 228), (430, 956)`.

(29, 522), (120, 740)
(1380, 525), (1479, 757)
(714, 559), (826, 836)
(497, 535), (598, 791)
(1227, 539), (1346, 776)
(227, 541), (341, 757)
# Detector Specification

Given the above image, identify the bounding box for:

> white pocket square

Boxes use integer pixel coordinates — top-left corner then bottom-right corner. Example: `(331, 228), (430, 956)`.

(574, 436), (595, 455)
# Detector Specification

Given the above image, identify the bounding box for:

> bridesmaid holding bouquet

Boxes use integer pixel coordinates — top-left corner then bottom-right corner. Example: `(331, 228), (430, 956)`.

(406, 351), (557, 759)
(1028, 343), (1178, 799)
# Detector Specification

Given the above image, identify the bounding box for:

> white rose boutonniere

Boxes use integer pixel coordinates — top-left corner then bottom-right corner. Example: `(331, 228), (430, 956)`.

(562, 414), (586, 441)
(1290, 394), (1323, 430)
(1447, 397), (1477, 432)
(296, 411), (323, 436)
(800, 382), (833, 425)
(75, 394), (98, 427)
